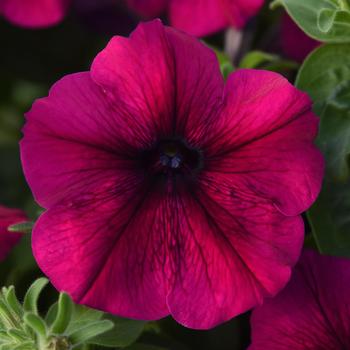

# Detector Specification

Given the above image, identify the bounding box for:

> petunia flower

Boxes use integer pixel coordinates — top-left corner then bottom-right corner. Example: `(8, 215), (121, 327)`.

(250, 249), (350, 349)
(0, 0), (70, 28)
(21, 20), (324, 329)
(281, 14), (320, 63)
(0, 205), (27, 260)
(127, 0), (264, 37)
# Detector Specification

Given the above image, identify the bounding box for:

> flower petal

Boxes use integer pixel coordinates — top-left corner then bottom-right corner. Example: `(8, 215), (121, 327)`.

(250, 249), (350, 349)
(32, 182), (170, 321)
(0, 206), (26, 260)
(91, 20), (224, 146)
(203, 69), (324, 216)
(21, 72), (147, 208)
(0, 0), (69, 28)
(166, 185), (303, 329)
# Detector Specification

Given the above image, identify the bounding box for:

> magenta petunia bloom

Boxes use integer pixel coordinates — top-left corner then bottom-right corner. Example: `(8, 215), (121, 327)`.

(0, 0), (70, 28)
(250, 249), (350, 349)
(21, 20), (323, 329)
(127, 0), (264, 37)
(0, 206), (27, 260)
(281, 14), (320, 62)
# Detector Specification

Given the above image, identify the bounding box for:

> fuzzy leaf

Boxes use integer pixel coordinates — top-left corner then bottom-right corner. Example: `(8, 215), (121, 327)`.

(50, 293), (73, 334)
(8, 329), (29, 342)
(12, 343), (35, 350)
(4, 287), (23, 318)
(44, 303), (58, 327)
(23, 313), (47, 339)
(0, 299), (19, 329)
(23, 278), (49, 315)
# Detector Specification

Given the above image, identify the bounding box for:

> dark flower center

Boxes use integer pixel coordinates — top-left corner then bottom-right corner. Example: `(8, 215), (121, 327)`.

(158, 139), (202, 173)
(160, 142), (183, 169)
(140, 138), (202, 177)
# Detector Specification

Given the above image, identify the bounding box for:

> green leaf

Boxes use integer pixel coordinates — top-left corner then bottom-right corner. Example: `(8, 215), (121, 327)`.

(296, 44), (350, 179)
(4, 287), (23, 318)
(272, 0), (350, 42)
(65, 304), (104, 336)
(89, 317), (146, 348)
(0, 330), (13, 343)
(70, 304), (103, 324)
(8, 329), (29, 342)
(12, 343), (35, 350)
(44, 303), (58, 327)
(68, 320), (114, 345)
(23, 313), (47, 339)
(296, 43), (350, 257)
(239, 50), (298, 73)
(211, 46), (234, 79)
(239, 51), (279, 68)
(317, 8), (337, 33)
(0, 299), (19, 329)
(50, 293), (73, 334)
(23, 278), (49, 315)
(220, 62), (235, 80)
(7, 222), (33, 234)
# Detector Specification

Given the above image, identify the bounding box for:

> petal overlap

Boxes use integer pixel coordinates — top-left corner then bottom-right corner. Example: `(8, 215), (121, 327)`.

(250, 249), (350, 349)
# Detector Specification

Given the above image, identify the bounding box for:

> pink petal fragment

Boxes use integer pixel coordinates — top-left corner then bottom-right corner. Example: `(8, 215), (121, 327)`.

(0, 206), (26, 260)
(169, 0), (264, 37)
(204, 69), (324, 216)
(0, 0), (69, 28)
(250, 249), (350, 349)
(127, 0), (167, 18)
